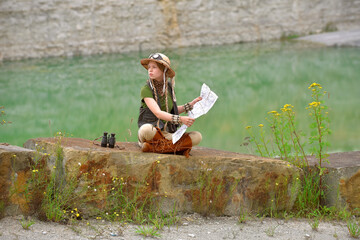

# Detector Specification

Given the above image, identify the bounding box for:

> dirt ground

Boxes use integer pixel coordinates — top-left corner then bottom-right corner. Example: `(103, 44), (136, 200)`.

(0, 214), (355, 240)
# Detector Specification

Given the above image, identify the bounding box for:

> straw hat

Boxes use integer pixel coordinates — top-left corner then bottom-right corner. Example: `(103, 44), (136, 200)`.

(140, 53), (175, 78)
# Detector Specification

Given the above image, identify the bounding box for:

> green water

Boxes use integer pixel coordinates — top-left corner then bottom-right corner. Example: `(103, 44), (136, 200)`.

(1, 41), (359, 154)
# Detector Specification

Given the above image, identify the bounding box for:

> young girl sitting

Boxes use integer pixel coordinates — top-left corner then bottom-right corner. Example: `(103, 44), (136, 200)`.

(137, 53), (202, 157)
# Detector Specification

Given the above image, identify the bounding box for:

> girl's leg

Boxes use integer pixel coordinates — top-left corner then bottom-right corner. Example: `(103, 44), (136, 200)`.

(138, 124), (157, 146)
(188, 131), (202, 146)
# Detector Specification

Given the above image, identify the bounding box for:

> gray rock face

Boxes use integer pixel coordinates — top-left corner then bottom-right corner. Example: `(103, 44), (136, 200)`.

(1, 0), (360, 60)
(297, 29), (360, 47)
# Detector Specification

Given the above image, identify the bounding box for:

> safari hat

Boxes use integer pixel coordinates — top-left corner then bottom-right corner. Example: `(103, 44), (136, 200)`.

(141, 53), (175, 78)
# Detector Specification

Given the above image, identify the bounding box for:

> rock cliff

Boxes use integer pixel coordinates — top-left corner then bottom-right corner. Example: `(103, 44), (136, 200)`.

(1, 0), (360, 60)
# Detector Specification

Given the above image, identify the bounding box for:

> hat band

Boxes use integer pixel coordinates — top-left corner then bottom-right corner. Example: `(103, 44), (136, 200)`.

(149, 53), (170, 66)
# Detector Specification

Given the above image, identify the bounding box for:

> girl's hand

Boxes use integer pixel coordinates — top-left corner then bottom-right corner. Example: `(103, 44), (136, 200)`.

(180, 116), (195, 127)
(190, 96), (202, 107)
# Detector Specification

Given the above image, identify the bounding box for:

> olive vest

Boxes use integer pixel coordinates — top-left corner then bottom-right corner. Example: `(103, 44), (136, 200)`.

(138, 81), (179, 133)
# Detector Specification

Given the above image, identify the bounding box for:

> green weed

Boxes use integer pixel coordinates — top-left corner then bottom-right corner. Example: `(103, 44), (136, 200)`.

(244, 83), (331, 217)
(308, 217), (320, 231)
(135, 225), (161, 238)
(347, 220), (360, 238)
(0, 201), (4, 218)
(20, 217), (35, 230)
(0, 106), (12, 126)
(265, 224), (279, 237)
(238, 209), (248, 223)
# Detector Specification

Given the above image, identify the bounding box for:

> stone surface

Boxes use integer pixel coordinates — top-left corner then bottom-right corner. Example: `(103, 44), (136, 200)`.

(0, 144), (37, 216)
(10, 137), (302, 217)
(1, 0), (360, 60)
(308, 151), (360, 209)
(297, 29), (360, 47)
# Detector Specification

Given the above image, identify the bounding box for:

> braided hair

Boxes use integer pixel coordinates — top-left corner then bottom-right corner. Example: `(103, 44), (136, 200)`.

(148, 62), (171, 129)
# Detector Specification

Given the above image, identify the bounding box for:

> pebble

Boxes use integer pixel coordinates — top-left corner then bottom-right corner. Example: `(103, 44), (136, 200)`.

(188, 233), (196, 238)
(182, 222), (189, 226)
(42, 231), (47, 235)
(304, 233), (311, 239)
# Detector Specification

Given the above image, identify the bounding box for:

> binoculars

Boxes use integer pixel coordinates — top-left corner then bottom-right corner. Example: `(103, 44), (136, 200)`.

(101, 132), (116, 148)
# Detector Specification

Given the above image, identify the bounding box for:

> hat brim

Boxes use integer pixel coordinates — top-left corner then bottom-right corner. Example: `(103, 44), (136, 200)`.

(140, 59), (175, 78)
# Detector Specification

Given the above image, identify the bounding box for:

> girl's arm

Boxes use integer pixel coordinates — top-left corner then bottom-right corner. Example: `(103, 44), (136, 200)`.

(144, 98), (196, 127)
(177, 96), (202, 114)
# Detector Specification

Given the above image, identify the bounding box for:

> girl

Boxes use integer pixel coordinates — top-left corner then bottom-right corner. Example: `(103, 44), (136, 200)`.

(137, 53), (202, 157)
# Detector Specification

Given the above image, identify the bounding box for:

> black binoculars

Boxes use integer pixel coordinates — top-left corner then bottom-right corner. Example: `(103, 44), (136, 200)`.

(101, 132), (116, 148)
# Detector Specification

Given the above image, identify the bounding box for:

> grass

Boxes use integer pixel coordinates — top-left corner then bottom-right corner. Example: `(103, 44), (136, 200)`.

(264, 224), (279, 237)
(135, 225), (161, 238)
(20, 217), (35, 230)
(347, 220), (360, 238)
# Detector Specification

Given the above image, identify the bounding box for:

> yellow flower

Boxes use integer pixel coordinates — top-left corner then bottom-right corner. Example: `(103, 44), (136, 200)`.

(309, 101), (321, 107)
(258, 124), (264, 127)
(281, 104), (294, 112)
(53, 166), (56, 169)
(32, 169), (38, 173)
(267, 111), (278, 114)
(63, 210), (67, 213)
(309, 82), (321, 89)
(12, 154), (16, 158)
(275, 183), (279, 186)
(245, 126), (252, 129)
(76, 213), (80, 217)
(157, 160), (160, 164)
(74, 208), (78, 211)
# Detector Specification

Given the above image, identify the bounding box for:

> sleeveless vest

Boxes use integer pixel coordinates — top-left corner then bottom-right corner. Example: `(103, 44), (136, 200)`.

(138, 81), (179, 133)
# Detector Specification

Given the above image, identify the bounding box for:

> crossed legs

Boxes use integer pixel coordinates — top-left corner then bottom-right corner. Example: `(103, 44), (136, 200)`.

(138, 123), (202, 147)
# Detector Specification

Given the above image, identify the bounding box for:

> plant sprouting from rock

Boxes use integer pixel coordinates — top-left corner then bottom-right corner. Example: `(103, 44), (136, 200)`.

(0, 106), (12, 126)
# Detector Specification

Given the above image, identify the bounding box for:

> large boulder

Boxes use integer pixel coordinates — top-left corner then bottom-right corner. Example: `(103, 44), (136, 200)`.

(2, 138), (303, 217)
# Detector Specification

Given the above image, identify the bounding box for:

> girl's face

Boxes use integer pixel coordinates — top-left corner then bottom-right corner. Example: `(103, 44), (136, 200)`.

(147, 61), (163, 81)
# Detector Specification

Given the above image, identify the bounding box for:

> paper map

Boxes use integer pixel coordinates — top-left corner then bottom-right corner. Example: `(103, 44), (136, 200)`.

(172, 83), (218, 144)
